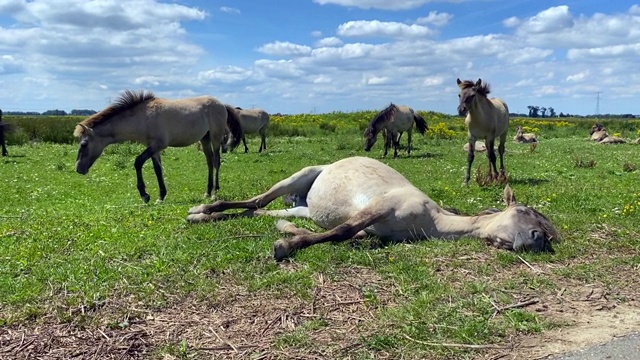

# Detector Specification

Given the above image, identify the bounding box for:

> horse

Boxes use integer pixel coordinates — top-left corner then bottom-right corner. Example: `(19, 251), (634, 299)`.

(221, 107), (270, 153)
(73, 90), (243, 203)
(589, 123), (626, 144)
(363, 103), (428, 158)
(456, 78), (509, 185)
(187, 156), (559, 261)
(513, 126), (538, 143)
(0, 109), (14, 157)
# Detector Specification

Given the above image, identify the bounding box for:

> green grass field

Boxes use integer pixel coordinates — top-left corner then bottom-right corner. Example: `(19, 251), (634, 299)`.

(1, 119), (639, 359)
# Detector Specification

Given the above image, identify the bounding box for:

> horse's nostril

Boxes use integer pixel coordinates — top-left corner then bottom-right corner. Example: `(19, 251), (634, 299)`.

(530, 229), (539, 239)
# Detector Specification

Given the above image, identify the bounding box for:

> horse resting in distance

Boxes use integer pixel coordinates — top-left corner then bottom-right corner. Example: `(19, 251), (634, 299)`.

(457, 78), (509, 185)
(73, 90), (243, 203)
(363, 103), (428, 158)
(187, 156), (559, 261)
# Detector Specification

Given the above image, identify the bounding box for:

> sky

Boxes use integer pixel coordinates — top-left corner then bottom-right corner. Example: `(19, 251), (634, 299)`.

(0, 0), (639, 116)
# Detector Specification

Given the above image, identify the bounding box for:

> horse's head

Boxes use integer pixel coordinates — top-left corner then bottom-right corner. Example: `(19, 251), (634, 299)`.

(363, 127), (377, 151)
(590, 122), (605, 135)
(481, 185), (560, 253)
(73, 124), (109, 175)
(456, 78), (487, 117)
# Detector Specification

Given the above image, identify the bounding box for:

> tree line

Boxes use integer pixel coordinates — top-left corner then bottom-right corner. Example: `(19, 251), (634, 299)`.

(4, 109), (97, 116)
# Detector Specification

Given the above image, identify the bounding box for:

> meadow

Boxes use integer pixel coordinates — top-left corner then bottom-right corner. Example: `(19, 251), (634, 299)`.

(0, 112), (639, 359)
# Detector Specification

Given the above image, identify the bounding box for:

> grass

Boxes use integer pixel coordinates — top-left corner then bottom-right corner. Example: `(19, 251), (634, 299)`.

(1, 127), (639, 358)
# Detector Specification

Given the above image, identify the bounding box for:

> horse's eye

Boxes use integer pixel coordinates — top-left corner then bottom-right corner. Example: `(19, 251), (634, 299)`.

(458, 94), (461, 98)
(80, 141), (88, 147)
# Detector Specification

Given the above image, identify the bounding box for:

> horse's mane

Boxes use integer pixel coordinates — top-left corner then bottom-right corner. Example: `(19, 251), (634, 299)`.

(458, 80), (491, 96)
(365, 103), (398, 136)
(74, 90), (155, 136)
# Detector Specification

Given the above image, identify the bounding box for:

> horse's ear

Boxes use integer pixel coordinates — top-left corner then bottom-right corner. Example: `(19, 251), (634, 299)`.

(475, 78), (482, 87)
(78, 123), (93, 136)
(503, 185), (516, 206)
(456, 78), (462, 85)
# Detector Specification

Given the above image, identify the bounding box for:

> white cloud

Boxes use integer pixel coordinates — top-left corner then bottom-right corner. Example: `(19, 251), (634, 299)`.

(365, 76), (389, 85)
(422, 76), (444, 86)
(416, 11), (453, 27)
(312, 0), (455, 10)
(198, 66), (253, 83)
(315, 37), (343, 47)
(565, 70), (589, 82)
(256, 41), (312, 56)
(337, 20), (432, 38)
(502, 16), (520, 28)
(220, 6), (240, 14)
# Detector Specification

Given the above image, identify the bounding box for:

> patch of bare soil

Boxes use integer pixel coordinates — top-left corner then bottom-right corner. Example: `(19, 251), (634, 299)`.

(0, 265), (396, 359)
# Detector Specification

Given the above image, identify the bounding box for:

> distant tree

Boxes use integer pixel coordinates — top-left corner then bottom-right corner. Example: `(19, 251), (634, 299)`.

(527, 105), (540, 118)
(42, 109), (67, 116)
(71, 109), (97, 116)
(548, 107), (556, 117)
(540, 107), (547, 118)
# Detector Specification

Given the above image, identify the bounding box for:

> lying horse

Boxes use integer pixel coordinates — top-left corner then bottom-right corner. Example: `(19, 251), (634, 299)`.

(364, 103), (428, 158)
(463, 141), (487, 152)
(187, 156), (559, 261)
(513, 126), (538, 143)
(589, 123), (625, 144)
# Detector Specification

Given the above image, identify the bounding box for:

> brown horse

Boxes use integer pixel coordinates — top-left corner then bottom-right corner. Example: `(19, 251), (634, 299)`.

(589, 123), (626, 144)
(187, 156), (559, 261)
(73, 90), (243, 203)
(457, 78), (509, 185)
(513, 126), (538, 143)
(363, 103), (428, 157)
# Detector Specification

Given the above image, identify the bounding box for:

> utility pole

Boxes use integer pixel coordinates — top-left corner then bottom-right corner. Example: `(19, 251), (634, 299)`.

(595, 91), (602, 117)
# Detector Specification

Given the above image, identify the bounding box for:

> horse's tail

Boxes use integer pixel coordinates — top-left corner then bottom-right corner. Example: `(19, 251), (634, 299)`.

(413, 113), (428, 135)
(224, 104), (244, 151)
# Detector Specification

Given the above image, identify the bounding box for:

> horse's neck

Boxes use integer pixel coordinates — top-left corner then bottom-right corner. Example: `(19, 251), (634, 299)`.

(431, 208), (497, 239)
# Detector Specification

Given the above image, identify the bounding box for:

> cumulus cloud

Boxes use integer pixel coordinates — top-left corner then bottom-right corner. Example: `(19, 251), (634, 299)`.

(565, 70), (589, 82)
(337, 20), (432, 38)
(198, 66), (253, 83)
(315, 37), (343, 47)
(416, 11), (453, 27)
(313, 0), (450, 10)
(256, 41), (312, 56)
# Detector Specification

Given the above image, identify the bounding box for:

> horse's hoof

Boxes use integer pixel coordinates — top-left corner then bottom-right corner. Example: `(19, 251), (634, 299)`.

(186, 213), (215, 223)
(275, 219), (294, 232)
(273, 239), (293, 262)
(155, 199), (164, 205)
(141, 194), (151, 204)
(188, 204), (208, 214)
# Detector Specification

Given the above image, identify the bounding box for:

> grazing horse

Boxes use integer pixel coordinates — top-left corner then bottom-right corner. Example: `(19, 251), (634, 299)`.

(73, 90), (243, 203)
(222, 107), (270, 153)
(513, 126), (538, 143)
(187, 156), (559, 261)
(457, 78), (509, 185)
(363, 103), (428, 158)
(589, 123), (626, 144)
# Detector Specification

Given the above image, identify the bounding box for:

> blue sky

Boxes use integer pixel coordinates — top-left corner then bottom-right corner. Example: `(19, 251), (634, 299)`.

(1, 0), (639, 115)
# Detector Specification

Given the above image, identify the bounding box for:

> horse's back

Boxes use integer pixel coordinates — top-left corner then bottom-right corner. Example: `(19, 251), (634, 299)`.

(389, 105), (414, 132)
(237, 108), (270, 133)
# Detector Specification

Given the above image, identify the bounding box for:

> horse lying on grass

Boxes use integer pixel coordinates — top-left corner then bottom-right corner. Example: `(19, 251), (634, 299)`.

(187, 156), (559, 261)
(589, 123), (626, 144)
(513, 126), (538, 143)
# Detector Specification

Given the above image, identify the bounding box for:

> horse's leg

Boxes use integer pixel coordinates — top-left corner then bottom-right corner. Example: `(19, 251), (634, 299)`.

(382, 130), (389, 157)
(497, 133), (507, 178)
(486, 138), (498, 181)
(242, 135), (248, 153)
(392, 130), (400, 158)
(273, 201), (387, 261)
(464, 135), (477, 185)
(133, 147), (156, 203)
(213, 147), (221, 194)
(406, 129), (412, 156)
(150, 152), (167, 202)
(0, 121), (7, 157)
(259, 128), (266, 152)
(187, 165), (326, 222)
(199, 134), (216, 198)
(276, 219), (368, 238)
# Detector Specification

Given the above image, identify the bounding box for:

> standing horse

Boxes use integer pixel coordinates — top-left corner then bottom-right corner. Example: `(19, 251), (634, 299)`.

(457, 78), (509, 185)
(186, 156), (559, 261)
(363, 103), (428, 157)
(73, 90), (243, 203)
(0, 109), (13, 157)
(222, 107), (270, 153)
